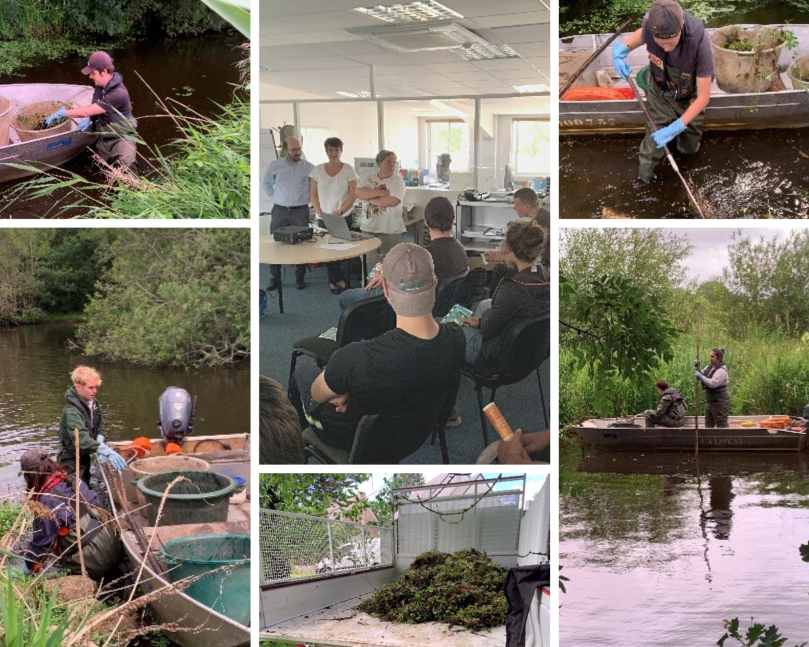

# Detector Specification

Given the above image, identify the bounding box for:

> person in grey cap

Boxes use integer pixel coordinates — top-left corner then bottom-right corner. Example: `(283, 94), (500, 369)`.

(611, 0), (714, 183)
(20, 448), (122, 579)
(288, 242), (466, 452)
(46, 50), (139, 174)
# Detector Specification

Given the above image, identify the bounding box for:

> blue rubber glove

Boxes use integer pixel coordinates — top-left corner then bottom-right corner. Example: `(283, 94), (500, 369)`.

(45, 107), (67, 126)
(96, 433), (104, 445)
(97, 443), (127, 471)
(695, 371), (707, 382)
(77, 117), (91, 132)
(612, 42), (631, 80)
(652, 118), (687, 148)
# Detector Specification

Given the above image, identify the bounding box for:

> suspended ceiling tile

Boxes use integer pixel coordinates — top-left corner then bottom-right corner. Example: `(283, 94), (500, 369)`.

(471, 11), (550, 29)
(492, 24), (551, 44)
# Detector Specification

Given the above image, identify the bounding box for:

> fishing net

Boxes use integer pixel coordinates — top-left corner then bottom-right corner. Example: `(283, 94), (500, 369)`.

(356, 548), (508, 631)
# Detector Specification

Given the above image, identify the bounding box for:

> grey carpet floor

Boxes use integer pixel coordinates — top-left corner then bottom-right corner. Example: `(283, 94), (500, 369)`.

(259, 258), (550, 465)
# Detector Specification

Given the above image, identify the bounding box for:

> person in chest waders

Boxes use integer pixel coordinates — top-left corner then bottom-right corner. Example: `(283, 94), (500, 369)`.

(45, 50), (139, 176)
(611, 0), (715, 183)
(20, 448), (122, 580)
(57, 365), (127, 486)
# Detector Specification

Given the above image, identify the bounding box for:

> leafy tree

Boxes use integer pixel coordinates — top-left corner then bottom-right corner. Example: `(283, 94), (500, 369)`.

(0, 230), (50, 324)
(75, 229), (249, 366)
(721, 230), (809, 338)
(258, 474), (371, 521)
(34, 229), (109, 315)
(368, 474), (425, 527)
(560, 228), (692, 321)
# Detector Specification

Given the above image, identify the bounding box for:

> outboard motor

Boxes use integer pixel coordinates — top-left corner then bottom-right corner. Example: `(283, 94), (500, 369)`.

(804, 403), (809, 420)
(157, 387), (197, 444)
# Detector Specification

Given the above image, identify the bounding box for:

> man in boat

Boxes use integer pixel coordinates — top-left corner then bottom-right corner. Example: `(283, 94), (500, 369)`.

(45, 51), (139, 175)
(642, 379), (686, 427)
(611, 0), (715, 183)
(57, 365), (127, 485)
(263, 136), (315, 292)
(695, 347), (730, 427)
(20, 447), (122, 579)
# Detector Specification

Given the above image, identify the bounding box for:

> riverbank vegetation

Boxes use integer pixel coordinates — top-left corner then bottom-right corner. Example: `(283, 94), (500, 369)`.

(560, 0), (809, 36)
(0, 229), (249, 367)
(560, 229), (809, 430)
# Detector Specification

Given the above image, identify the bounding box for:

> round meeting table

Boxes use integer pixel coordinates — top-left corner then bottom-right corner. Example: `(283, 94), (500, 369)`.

(259, 233), (381, 314)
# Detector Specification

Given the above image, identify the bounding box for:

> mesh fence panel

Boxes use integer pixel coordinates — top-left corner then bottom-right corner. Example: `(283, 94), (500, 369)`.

(259, 509), (393, 585)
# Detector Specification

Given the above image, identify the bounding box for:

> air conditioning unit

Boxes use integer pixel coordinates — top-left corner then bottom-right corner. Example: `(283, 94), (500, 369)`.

(348, 20), (490, 53)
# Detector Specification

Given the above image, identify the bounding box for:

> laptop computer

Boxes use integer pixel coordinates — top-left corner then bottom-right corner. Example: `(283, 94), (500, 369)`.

(319, 212), (373, 241)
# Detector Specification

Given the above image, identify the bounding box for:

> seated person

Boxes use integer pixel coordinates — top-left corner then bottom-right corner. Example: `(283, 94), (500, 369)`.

(259, 375), (305, 464)
(462, 219), (550, 371)
(20, 448), (121, 580)
(289, 243), (465, 451)
(643, 379), (686, 427)
(338, 196), (468, 311)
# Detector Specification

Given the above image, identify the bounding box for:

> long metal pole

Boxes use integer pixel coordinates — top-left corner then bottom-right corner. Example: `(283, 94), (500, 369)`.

(625, 74), (707, 219)
(559, 18), (632, 98)
(695, 306), (701, 456)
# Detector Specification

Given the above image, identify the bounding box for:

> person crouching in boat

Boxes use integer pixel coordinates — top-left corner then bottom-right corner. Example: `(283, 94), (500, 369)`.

(611, 0), (714, 184)
(20, 448), (122, 580)
(695, 347), (730, 428)
(643, 379), (686, 427)
(45, 50), (139, 175)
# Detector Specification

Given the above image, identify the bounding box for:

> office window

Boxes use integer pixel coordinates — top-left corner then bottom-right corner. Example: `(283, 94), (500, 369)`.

(300, 126), (332, 164)
(512, 119), (551, 175)
(427, 120), (470, 172)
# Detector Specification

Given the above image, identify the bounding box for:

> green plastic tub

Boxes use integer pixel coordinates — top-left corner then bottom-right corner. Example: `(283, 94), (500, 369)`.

(136, 470), (236, 526)
(159, 534), (250, 625)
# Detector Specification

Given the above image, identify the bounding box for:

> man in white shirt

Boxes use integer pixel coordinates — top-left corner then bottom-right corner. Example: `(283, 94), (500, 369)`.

(263, 137), (314, 291)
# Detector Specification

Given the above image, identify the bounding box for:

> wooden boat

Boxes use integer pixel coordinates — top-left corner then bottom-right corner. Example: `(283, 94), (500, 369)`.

(573, 415), (809, 452)
(0, 84), (97, 182)
(559, 24), (809, 135)
(101, 434), (251, 647)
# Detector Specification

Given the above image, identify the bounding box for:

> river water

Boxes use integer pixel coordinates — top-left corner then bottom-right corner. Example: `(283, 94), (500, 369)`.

(560, 3), (809, 219)
(560, 442), (809, 645)
(0, 35), (244, 218)
(0, 323), (250, 495)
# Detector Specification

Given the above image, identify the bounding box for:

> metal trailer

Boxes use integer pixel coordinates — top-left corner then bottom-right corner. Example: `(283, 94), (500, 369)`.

(259, 475), (551, 647)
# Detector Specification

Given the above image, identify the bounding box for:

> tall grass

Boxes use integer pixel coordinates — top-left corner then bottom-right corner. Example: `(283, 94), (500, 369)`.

(560, 325), (809, 430)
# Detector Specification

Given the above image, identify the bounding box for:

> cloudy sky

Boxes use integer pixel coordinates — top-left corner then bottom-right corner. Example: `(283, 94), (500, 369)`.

(677, 226), (789, 283)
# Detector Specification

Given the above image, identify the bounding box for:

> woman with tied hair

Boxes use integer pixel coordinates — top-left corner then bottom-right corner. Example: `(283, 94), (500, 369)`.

(695, 347), (729, 428)
(20, 448), (121, 579)
(356, 149), (407, 267)
(462, 218), (550, 371)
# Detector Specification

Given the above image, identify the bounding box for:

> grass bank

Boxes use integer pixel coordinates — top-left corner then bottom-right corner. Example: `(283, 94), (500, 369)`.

(560, 327), (809, 430)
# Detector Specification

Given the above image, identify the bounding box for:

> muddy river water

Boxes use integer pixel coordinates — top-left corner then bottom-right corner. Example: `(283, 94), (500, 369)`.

(560, 444), (809, 645)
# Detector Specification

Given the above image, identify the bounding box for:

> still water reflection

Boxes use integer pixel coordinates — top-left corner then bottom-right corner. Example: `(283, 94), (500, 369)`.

(561, 446), (809, 645)
(0, 323), (249, 493)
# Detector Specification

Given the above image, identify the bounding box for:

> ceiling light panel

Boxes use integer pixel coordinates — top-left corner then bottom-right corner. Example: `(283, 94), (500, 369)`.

(455, 43), (519, 60)
(354, 1), (463, 24)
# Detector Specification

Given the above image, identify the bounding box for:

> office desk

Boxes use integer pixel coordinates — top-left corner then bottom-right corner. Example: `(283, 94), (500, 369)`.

(259, 234), (381, 314)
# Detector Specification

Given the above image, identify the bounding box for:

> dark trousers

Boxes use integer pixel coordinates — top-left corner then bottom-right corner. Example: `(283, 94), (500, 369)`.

(319, 213), (353, 285)
(57, 449), (92, 486)
(288, 360), (361, 451)
(705, 391), (730, 428)
(270, 204), (309, 280)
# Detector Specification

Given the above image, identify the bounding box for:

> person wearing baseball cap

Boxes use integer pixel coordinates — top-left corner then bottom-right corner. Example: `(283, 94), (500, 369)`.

(611, 0), (715, 183)
(45, 50), (139, 174)
(287, 242), (466, 453)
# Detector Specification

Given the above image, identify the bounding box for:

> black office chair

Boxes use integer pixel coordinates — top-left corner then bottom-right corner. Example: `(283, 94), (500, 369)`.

(433, 271), (469, 318)
(302, 384), (458, 464)
(288, 294), (396, 387)
(462, 314), (550, 447)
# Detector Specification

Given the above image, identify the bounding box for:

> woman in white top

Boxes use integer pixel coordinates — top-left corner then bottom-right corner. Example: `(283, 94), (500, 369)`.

(356, 150), (406, 266)
(310, 137), (358, 294)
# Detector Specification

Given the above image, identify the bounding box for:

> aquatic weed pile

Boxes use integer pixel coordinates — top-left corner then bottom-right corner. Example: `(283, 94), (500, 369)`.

(356, 548), (508, 631)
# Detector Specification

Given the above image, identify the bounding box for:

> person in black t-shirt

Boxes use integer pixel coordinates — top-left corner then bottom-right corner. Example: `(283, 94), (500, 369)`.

(289, 243), (466, 452)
